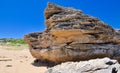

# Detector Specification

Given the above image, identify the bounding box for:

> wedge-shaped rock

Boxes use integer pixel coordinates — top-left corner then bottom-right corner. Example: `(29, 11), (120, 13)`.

(24, 2), (120, 64)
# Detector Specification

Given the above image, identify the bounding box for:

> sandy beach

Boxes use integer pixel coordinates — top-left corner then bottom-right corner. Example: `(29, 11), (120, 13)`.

(0, 46), (47, 73)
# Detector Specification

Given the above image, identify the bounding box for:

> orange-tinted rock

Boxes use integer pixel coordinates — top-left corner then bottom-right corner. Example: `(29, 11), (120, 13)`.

(24, 2), (120, 64)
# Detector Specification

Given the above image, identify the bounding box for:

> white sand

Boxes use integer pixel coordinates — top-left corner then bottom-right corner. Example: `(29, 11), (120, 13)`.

(0, 47), (47, 73)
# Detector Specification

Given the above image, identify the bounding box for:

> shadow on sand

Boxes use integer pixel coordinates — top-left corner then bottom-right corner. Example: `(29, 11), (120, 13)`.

(32, 59), (57, 68)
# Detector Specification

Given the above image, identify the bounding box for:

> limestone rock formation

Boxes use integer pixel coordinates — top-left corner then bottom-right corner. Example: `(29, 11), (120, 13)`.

(24, 2), (120, 64)
(45, 58), (120, 73)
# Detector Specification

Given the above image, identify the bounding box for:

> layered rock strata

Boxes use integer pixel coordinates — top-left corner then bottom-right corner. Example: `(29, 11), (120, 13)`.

(24, 3), (120, 64)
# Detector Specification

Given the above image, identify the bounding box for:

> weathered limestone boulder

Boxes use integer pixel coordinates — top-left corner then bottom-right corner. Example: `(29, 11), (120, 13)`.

(45, 58), (120, 73)
(24, 2), (120, 64)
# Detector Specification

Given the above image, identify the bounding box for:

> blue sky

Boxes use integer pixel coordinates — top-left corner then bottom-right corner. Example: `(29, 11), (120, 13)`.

(0, 0), (120, 38)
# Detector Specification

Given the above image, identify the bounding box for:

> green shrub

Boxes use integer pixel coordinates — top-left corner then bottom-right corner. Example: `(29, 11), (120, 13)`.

(0, 38), (27, 45)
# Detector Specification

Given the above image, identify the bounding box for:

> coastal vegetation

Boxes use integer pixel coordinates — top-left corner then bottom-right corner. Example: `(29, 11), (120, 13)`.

(0, 38), (28, 50)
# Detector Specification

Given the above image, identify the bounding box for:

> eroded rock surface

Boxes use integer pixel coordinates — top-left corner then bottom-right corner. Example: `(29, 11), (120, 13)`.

(45, 58), (120, 73)
(24, 2), (120, 64)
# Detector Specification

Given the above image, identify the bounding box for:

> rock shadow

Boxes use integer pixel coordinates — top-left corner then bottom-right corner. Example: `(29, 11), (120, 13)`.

(32, 59), (56, 68)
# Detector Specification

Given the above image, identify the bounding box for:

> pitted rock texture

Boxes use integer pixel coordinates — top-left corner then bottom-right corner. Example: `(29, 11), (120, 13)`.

(45, 58), (120, 73)
(24, 3), (120, 64)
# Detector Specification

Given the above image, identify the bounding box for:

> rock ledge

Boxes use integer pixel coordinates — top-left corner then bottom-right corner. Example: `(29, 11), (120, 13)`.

(45, 58), (120, 73)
